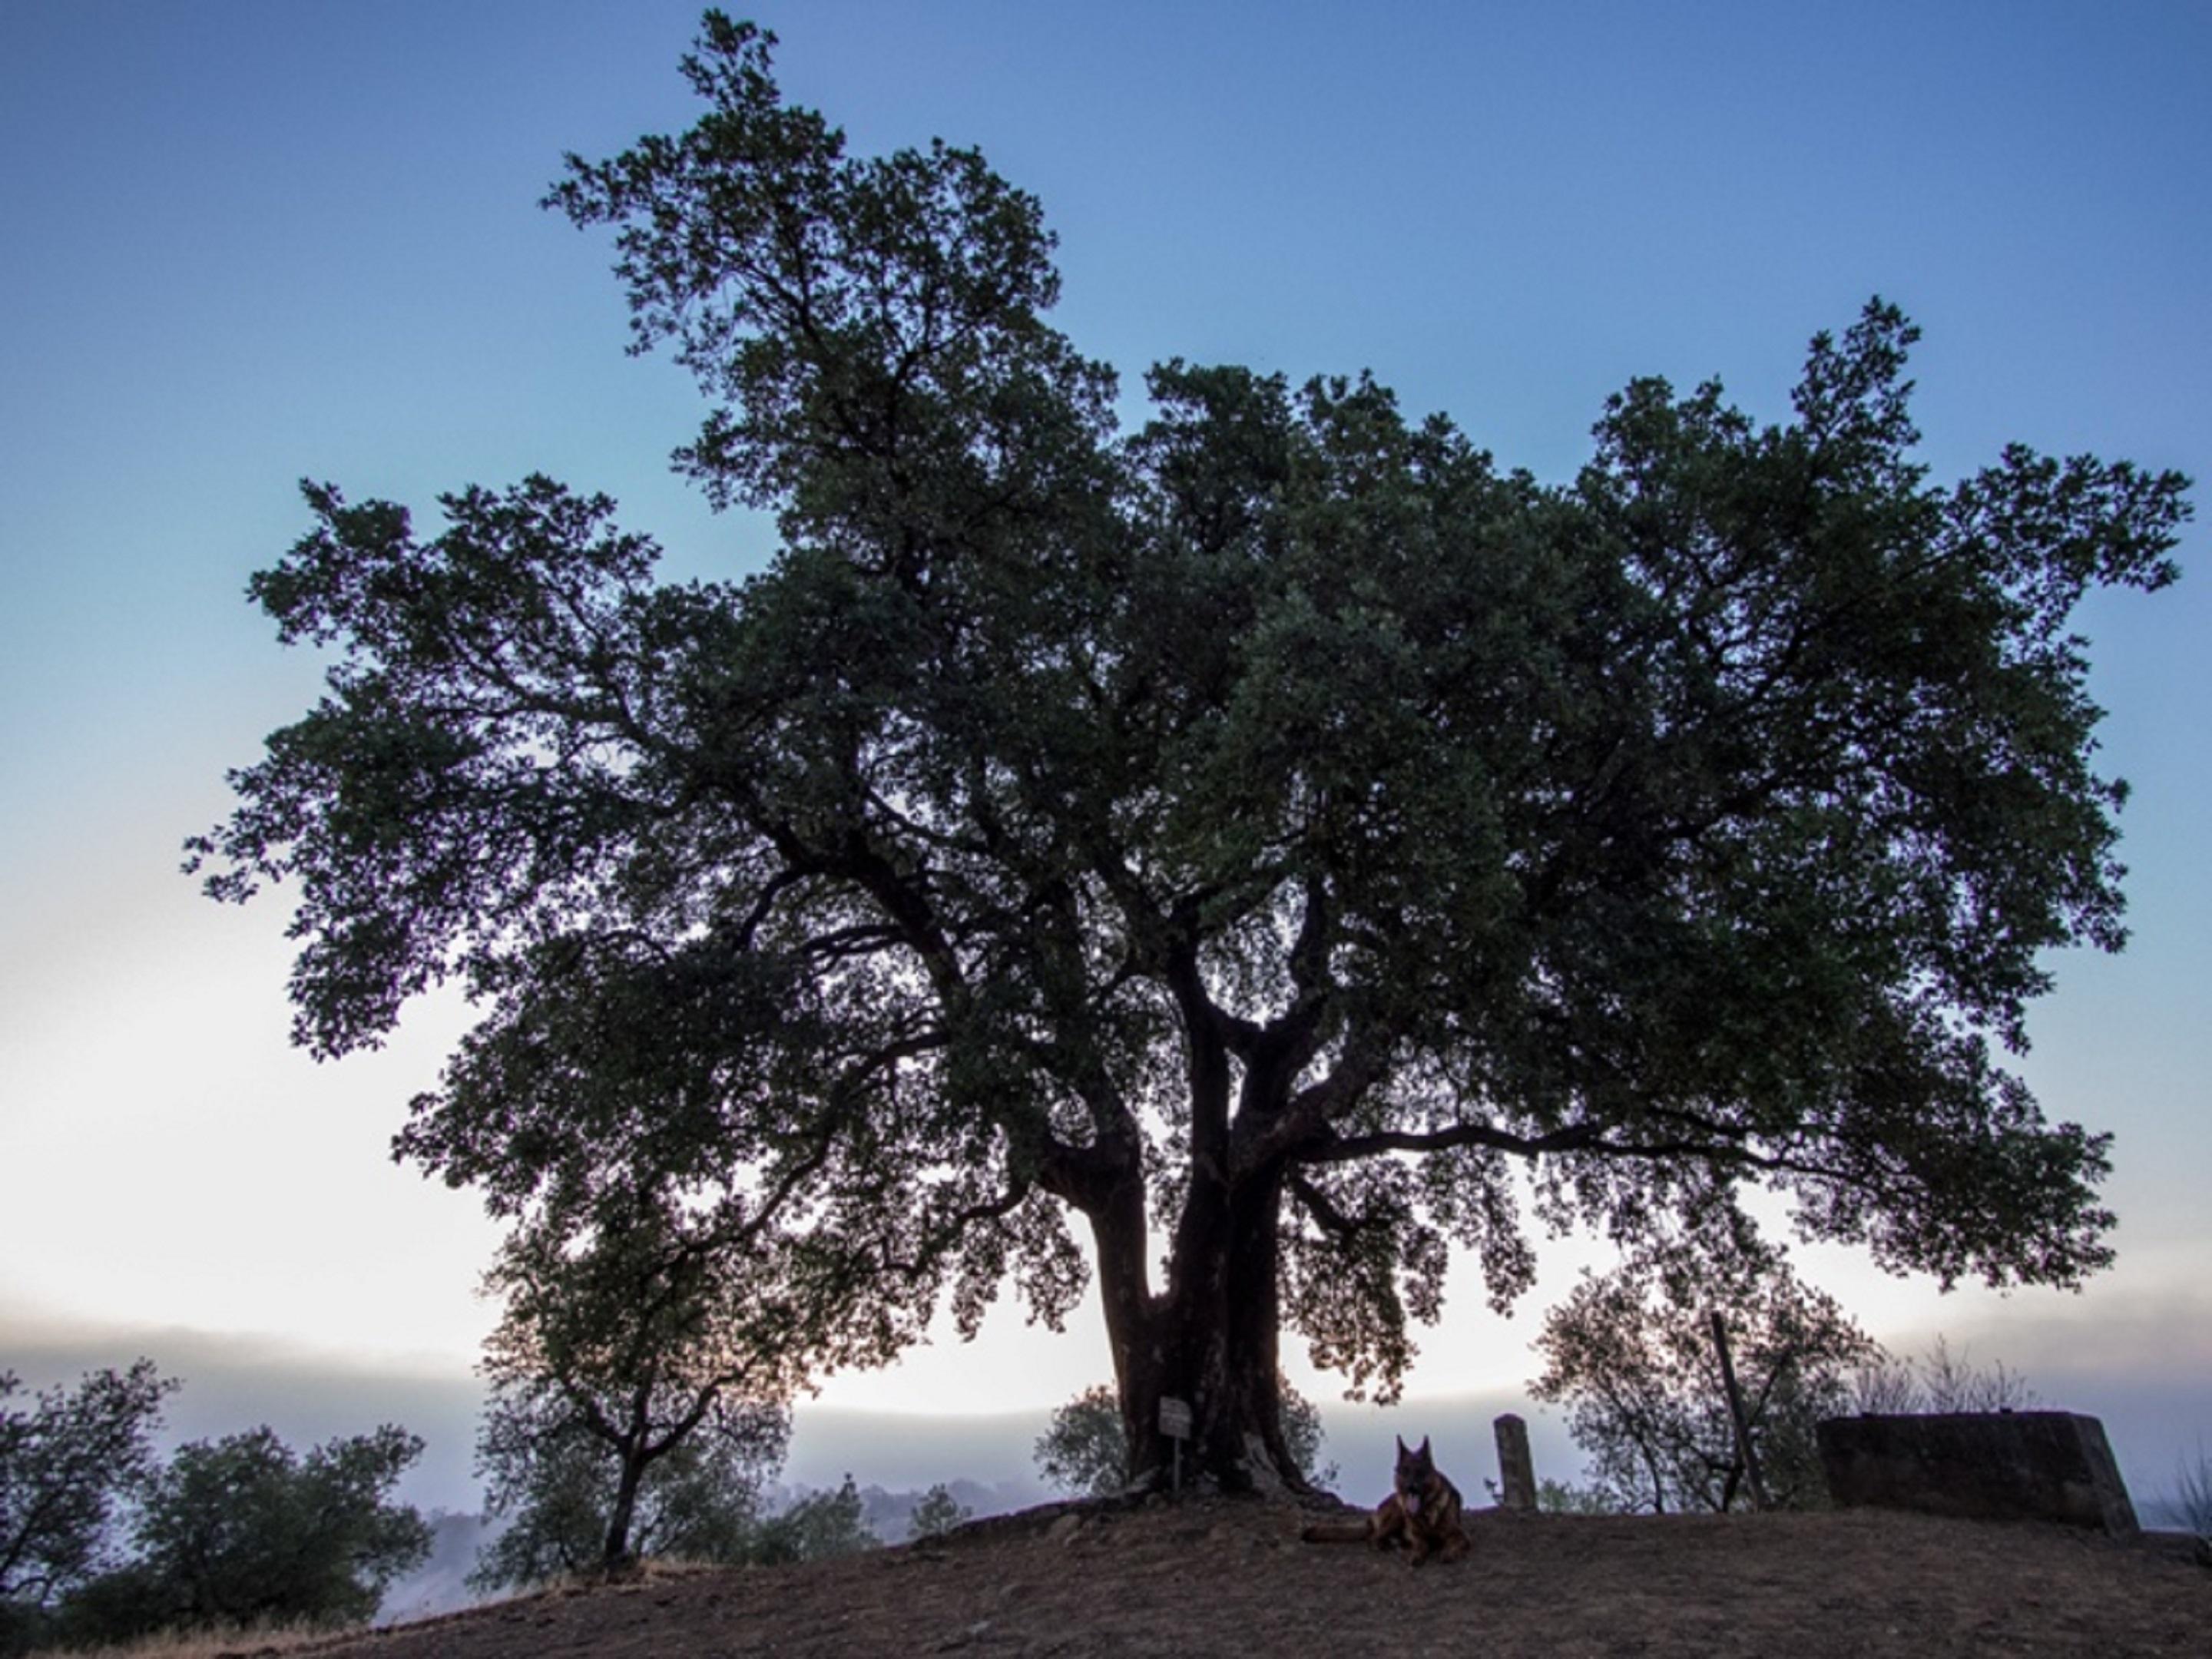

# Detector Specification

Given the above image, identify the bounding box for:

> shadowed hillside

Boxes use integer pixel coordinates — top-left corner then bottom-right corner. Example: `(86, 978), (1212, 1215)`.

(311, 1496), (2204, 1658)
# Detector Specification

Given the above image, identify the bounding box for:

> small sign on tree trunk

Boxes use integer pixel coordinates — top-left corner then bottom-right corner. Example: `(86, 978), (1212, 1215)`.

(1158, 1396), (1193, 1495)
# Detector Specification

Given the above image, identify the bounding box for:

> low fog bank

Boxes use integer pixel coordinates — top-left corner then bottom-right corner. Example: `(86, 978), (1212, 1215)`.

(784, 1406), (1053, 1499)
(0, 1321), (1063, 1516)
(2021, 1372), (2212, 1522)
(2, 1313), (488, 1511)
(0, 1320), (1565, 1515)
(1883, 1283), (2212, 1518)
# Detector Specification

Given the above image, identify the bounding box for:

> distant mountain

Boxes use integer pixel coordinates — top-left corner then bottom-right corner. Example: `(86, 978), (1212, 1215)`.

(856, 1478), (1035, 1540)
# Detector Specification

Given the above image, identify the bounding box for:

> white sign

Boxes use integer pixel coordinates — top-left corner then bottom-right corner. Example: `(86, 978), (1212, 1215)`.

(1157, 1397), (1193, 1440)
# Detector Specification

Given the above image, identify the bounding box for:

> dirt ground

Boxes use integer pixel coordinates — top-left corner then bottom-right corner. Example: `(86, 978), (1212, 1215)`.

(293, 1497), (2204, 1658)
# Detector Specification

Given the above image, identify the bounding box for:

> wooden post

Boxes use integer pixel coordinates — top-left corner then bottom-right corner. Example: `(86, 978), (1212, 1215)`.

(1493, 1413), (1537, 1512)
(1709, 1310), (1770, 1511)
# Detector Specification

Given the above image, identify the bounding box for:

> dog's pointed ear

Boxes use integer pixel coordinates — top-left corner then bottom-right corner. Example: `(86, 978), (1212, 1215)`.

(1419, 1435), (1432, 1455)
(1396, 1435), (1408, 1455)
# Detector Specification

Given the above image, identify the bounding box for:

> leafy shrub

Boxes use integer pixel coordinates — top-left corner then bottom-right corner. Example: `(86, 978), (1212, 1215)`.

(906, 1485), (973, 1541)
(58, 1426), (429, 1646)
(747, 1477), (878, 1564)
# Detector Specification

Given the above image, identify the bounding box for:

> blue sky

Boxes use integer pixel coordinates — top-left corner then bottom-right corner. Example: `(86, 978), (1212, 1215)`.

(2, 1), (2207, 1511)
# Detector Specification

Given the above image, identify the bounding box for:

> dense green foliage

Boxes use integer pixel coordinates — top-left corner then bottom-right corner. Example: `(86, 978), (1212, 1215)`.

(191, 13), (2190, 1489)
(0, 1363), (173, 1654)
(1531, 1226), (1878, 1512)
(57, 1426), (429, 1645)
(2, 1370), (426, 1654)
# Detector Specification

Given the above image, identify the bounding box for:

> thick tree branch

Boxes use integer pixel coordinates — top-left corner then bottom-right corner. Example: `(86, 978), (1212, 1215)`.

(1299, 1117), (1824, 1180)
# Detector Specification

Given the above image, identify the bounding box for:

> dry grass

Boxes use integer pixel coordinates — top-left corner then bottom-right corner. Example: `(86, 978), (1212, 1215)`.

(475, 1551), (733, 1598)
(29, 1620), (357, 1659)
(31, 1555), (739, 1658)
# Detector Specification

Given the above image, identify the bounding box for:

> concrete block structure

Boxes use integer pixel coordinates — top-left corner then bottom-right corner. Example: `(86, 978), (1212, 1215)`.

(1817, 1411), (2137, 1536)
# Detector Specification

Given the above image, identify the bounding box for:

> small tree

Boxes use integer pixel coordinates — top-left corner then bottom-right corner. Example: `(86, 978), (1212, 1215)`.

(61, 1425), (429, 1644)
(473, 1186), (802, 1580)
(1532, 1224), (1878, 1512)
(747, 1476), (877, 1563)
(1033, 1386), (1124, 1499)
(0, 1361), (174, 1656)
(471, 1402), (784, 1588)
(1035, 1376), (1330, 1498)
(1844, 1351), (1925, 1416)
(906, 1484), (972, 1541)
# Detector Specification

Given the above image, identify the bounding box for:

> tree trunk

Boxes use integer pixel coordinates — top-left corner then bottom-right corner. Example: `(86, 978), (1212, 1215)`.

(602, 1451), (645, 1571)
(1709, 1310), (1770, 1512)
(1089, 1157), (1309, 1496)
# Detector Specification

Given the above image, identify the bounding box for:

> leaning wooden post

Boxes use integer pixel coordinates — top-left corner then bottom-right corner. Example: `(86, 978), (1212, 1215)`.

(1493, 1413), (1538, 1512)
(1709, 1310), (1770, 1511)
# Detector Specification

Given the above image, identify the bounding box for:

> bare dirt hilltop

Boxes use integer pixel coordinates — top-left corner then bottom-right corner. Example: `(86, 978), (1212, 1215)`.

(305, 1498), (2204, 1658)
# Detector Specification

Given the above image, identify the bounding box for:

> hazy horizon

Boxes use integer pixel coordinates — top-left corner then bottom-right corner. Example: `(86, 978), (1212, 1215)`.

(6, 1298), (2204, 1525)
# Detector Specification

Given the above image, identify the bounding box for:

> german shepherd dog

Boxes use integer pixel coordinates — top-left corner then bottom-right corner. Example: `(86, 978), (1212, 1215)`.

(1300, 1435), (1472, 1564)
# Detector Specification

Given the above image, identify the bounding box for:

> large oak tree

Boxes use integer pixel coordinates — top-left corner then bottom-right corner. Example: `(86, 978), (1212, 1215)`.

(191, 15), (2189, 1493)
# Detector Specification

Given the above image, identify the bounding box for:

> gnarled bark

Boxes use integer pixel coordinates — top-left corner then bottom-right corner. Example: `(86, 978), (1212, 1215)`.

(1087, 1157), (1306, 1495)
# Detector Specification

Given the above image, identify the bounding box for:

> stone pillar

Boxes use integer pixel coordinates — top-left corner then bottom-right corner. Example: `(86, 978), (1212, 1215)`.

(1493, 1413), (1537, 1512)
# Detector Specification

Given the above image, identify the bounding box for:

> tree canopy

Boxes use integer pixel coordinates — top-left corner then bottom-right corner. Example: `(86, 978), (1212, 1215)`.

(190, 13), (2190, 1492)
